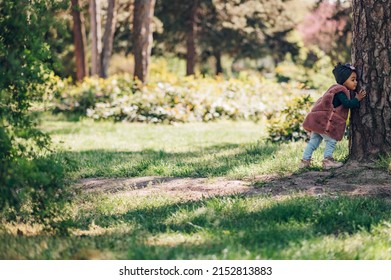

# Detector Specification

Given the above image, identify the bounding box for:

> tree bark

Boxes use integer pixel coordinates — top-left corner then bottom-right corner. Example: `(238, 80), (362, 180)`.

(101, 0), (117, 78)
(133, 0), (156, 84)
(71, 0), (88, 81)
(214, 50), (223, 75)
(90, 0), (102, 76)
(186, 0), (198, 76)
(350, 0), (391, 161)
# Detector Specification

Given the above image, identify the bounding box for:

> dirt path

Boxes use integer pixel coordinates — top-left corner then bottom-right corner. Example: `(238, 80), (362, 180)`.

(76, 164), (391, 201)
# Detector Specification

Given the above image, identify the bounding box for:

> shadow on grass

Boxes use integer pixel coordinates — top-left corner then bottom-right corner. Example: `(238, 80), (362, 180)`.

(56, 142), (279, 179)
(70, 194), (391, 259)
(2, 194), (391, 259)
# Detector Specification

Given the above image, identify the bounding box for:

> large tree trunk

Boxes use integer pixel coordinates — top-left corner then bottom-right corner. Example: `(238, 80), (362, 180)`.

(133, 0), (155, 84)
(350, 1), (391, 161)
(71, 0), (88, 81)
(90, 0), (102, 76)
(101, 0), (117, 78)
(186, 0), (198, 76)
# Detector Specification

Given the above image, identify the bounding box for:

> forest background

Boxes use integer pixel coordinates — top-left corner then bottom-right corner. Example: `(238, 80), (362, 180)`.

(1, 0), (391, 260)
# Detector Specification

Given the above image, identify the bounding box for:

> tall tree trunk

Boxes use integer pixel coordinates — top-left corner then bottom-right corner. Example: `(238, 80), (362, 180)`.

(133, 0), (155, 84)
(101, 0), (117, 78)
(186, 0), (198, 76)
(90, 0), (102, 76)
(214, 50), (223, 75)
(71, 0), (88, 81)
(350, 0), (391, 161)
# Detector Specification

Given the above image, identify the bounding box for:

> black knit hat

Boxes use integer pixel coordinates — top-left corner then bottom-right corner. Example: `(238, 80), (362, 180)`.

(332, 63), (356, 85)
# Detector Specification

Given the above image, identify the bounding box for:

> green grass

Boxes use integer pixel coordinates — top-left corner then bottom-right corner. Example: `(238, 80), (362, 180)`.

(39, 114), (348, 180)
(1, 115), (390, 260)
(2, 194), (391, 259)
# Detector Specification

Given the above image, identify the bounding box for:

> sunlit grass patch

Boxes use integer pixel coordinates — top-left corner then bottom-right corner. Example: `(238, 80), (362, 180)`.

(38, 117), (355, 180)
(282, 222), (391, 260)
(145, 232), (206, 247)
(2, 192), (391, 259)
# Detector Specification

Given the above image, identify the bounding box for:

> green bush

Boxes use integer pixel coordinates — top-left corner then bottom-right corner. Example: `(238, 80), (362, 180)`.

(1, 155), (73, 234)
(267, 95), (313, 143)
(52, 74), (137, 115)
(51, 74), (313, 124)
(0, 0), (72, 232)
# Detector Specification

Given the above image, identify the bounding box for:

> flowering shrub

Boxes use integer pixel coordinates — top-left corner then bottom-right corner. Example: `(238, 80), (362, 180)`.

(52, 73), (313, 124)
(267, 95), (314, 143)
(52, 74), (136, 114)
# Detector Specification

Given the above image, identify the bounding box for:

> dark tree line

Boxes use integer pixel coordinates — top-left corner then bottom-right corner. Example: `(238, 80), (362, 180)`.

(69, 0), (300, 83)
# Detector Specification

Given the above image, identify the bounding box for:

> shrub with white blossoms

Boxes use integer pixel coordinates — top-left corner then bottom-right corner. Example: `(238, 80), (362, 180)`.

(53, 74), (314, 124)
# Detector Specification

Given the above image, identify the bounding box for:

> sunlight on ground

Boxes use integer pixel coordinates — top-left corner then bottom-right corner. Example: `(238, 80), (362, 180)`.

(42, 119), (266, 153)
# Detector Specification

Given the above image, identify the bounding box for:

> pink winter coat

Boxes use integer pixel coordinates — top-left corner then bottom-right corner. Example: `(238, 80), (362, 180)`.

(303, 84), (350, 141)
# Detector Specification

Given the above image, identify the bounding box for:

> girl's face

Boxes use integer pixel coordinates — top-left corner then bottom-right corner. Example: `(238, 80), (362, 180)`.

(343, 72), (358, 91)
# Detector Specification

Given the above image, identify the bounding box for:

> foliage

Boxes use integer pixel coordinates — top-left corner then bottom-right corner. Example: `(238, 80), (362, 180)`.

(267, 95), (313, 143)
(274, 32), (335, 90)
(29, 0), (343, 83)
(297, 0), (352, 64)
(199, 0), (299, 59)
(44, 1), (72, 78)
(154, 0), (303, 74)
(0, 0), (70, 230)
(1, 155), (73, 234)
(51, 73), (312, 124)
(52, 74), (136, 115)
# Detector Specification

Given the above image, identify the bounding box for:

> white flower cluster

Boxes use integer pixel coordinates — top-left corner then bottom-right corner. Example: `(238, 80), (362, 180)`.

(55, 75), (311, 124)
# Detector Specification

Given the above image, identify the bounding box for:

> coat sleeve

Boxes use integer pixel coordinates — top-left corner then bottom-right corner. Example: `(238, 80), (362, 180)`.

(333, 92), (360, 109)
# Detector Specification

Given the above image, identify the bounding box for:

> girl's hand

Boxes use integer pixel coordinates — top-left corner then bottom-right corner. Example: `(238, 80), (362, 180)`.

(357, 89), (367, 101)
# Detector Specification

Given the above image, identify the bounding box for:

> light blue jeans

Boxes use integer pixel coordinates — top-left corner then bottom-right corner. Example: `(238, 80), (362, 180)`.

(302, 132), (337, 160)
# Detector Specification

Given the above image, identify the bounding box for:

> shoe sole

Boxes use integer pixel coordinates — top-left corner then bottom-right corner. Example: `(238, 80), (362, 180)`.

(323, 165), (343, 170)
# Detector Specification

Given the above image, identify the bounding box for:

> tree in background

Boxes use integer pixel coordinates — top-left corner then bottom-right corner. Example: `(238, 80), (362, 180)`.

(156, 0), (200, 76)
(90, 0), (102, 76)
(70, 0), (118, 79)
(328, 1), (352, 64)
(101, 0), (117, 78)
(186, 0), (199, 76)
(133, 0), (156, 83)
(350, 0), (391, 161)
(40, 0), (341, 82)
(155, 0), (300, 76)
(71, 0), (88, 81)
(40, 0), (314, 81)
(112, 0), (134, 56)
(154, 0), (192, 69)
(199, 0), (300, 73)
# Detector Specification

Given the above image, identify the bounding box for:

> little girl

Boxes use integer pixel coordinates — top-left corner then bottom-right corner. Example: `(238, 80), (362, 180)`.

(300, 63), (366, 169)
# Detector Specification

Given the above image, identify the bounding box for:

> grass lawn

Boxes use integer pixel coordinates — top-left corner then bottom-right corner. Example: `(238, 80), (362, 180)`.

(39, 115), (349, 180)
(1, 115), (390, 260)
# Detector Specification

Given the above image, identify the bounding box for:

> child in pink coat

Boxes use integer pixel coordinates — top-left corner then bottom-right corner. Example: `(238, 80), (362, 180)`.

(300, 63), (366, 169)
